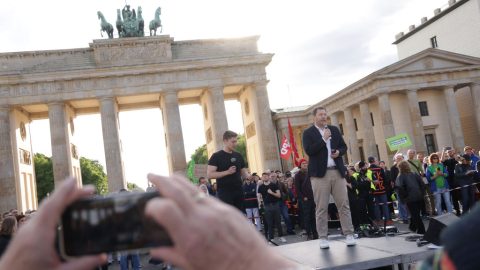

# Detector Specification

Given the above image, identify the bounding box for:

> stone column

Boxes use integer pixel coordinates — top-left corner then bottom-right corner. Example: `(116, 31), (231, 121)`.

(378, 93), (396, 163)
(201, 86), (228, 157)
(406, 89), (427, 153)
(329, 112), (339, 127)
(100, 97), (126, 192)
(343, 107), (361, 163)
(470, 83), (480, 137)
(252, 81), (280, 171)
(48, 102), (72, 187)
(161, 91), (187, 174)
(359, 101), (377, 159)
(444, 87), (465, 151)
(0, 106), (17, 212)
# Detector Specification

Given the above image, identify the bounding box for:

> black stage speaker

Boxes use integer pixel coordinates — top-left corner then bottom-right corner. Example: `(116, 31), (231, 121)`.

(424, 213), (459, 245)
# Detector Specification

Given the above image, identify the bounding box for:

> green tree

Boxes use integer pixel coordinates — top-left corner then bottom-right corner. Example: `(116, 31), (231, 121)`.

(35, 154), (109, 203)
(80, 157), (108, 195)
(236, 134), (248, 168)
(34, 153), (54, 202)
(127, 182), (144, 192)
(190, 144), (208, 164)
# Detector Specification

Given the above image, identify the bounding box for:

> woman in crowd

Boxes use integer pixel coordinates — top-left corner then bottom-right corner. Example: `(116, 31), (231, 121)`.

(425, 153), (453, 215)
(0, 216), (17, 258)
(390, 153), (409, 223)
(395, 160), (426, 234)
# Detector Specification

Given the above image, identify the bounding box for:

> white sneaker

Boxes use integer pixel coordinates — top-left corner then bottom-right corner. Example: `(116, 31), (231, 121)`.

(319, 238), (329, 249)
(279, 237), (287, 243)
(346, 234), (357, 246)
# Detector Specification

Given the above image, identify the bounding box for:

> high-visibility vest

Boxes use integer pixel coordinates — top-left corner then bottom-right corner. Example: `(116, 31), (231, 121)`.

(352, 171), (376, 193)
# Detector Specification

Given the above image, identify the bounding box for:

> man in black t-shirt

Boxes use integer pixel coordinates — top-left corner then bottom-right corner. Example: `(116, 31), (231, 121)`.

(257, 177), (285, 242)
(207, 130), (250, 211)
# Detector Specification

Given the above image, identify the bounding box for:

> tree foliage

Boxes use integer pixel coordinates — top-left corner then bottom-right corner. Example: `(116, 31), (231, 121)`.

(127, 182), (144, 192)
(35, 154), (109, 203)
(34, 153), (54, 202)
(80, 157), (108, 195)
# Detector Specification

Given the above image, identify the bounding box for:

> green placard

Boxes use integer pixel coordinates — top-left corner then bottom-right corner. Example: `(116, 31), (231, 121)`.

(385, 133), (412, 151)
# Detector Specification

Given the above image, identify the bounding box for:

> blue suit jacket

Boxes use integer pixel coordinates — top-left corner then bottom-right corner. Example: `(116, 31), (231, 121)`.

(302, 124), (347, 178)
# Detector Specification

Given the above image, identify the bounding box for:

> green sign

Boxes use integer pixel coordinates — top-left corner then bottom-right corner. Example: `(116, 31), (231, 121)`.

(385, 133), (412, 151)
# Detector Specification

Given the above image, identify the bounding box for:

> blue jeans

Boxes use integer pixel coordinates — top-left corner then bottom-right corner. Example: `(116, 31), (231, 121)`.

(433, 188), (453, 214)
(120, 253), (141, 270)
(374, 194), (390, 221)
(278, 201), (294, 233)
(396, 194), (409, 220)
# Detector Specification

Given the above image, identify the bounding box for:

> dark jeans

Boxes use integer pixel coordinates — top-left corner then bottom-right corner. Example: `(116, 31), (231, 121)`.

(374, 194), (390, 221)
(279, 201), (294, 233)
(357, 194), (375, 224)
(447, 178), (462, 214)
(406, 200), (425, 234)
(301, 199), (317, 238)
(348, 196), (360, 230)
(458, 178), (476, 214)
(264, 203), (283, 239)
(218, 189), (244, 212)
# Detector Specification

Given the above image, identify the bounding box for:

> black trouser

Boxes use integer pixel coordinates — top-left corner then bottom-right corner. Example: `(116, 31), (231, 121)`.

(218, 189), (244, 212)
(458, 178), (476, 214)
(406, 200), (425, 234)
(348, 194), (360, 230)
(301, 199), (317, 238)
(264, 203), (283, 239)
(357, 194), (375, 225)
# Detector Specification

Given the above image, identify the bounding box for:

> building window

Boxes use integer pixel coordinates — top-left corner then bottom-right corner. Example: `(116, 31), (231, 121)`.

(425, 134), (437, 155)
(370, 112), (375, 126)
(419, 101), (429, 116)
(353, 118), (358, 131)
(359, 146), (365, 162)
(430, 36), (438, 48)
(339, 123), (344, 135)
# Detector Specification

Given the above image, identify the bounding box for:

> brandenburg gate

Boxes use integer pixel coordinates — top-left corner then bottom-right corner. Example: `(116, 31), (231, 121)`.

(0, 35), (280, 212)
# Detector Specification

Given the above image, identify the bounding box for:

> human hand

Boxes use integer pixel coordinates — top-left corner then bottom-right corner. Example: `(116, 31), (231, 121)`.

(323, 128), (331, 141)
(331, 149), (339, 158)
(0, 178), (106, 270)
(145, 174), (297, 270)
(227, 166), (236, 175)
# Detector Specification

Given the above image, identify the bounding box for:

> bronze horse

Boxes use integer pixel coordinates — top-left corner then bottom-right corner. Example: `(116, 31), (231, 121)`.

(97, 11), (114, 39)
(149, 7), (162, 36)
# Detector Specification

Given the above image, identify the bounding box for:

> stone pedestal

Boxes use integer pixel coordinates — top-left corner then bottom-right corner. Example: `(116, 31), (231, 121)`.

(406, 90), (427, 153)
(100, 97), (126, 192)
(201, 86), (228, 157)
(161, 91), (187, 174)
(359, 102), (377, 159)
(444, 87), (465, 151)
(343, 107), (361, 163)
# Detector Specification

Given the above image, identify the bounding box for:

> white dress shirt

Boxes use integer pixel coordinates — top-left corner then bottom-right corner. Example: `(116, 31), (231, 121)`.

(315, 124), (336, 167)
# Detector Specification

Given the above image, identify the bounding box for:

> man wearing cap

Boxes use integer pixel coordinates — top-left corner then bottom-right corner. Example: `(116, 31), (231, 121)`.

(294, 158), (318, 240)
(302, 107), (355, 249)
(464, 146), (479, 171)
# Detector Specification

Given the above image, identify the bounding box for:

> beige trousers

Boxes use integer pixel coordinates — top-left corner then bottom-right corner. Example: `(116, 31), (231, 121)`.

(311, 169), (354, 238)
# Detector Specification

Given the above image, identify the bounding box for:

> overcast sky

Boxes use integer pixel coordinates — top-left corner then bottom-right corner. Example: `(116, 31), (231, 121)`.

(0, 0), (448, 188)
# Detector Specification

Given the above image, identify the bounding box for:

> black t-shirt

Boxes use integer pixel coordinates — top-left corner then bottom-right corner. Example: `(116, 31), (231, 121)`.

(443, 158), (457, 181)
(258, 182), (280, 205)
(208, 150), (245, 191)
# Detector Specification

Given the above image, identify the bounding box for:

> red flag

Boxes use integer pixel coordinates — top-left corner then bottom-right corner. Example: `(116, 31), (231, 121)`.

(288, 119), (300, 166)
(280, 135), (292, 160)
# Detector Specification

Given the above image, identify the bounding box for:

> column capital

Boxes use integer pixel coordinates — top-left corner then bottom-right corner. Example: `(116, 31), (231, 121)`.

(252, 80), (269, 88)
(98, 96), (116, 102)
